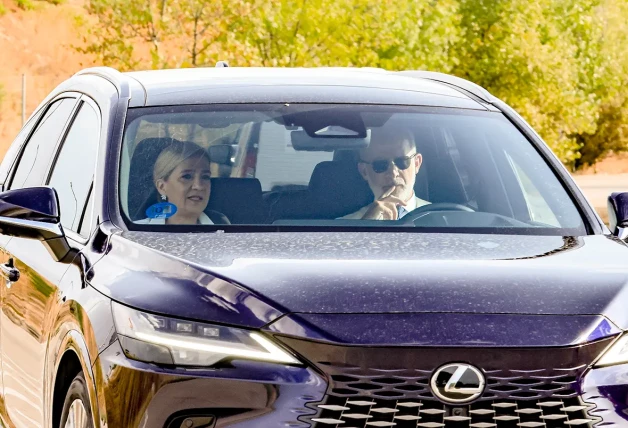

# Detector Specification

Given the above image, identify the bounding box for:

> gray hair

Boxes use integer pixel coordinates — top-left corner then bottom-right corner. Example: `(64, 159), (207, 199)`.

(361, 127), (417, 157)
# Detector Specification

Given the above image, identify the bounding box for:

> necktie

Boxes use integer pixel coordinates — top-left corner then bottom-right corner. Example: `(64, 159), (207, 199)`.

(397, 205), (408, 219)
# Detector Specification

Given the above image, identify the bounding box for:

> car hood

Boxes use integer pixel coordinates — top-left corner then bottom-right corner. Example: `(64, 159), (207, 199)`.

(119, 232), (628, 329)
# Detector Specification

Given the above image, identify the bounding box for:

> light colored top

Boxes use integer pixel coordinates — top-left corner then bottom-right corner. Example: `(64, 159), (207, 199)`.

(136, 212), (214, 225)
(341, 194), (431, 219)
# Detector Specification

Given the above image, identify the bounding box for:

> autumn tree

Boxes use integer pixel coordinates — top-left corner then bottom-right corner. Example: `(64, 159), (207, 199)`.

(78, 0), (256, 69)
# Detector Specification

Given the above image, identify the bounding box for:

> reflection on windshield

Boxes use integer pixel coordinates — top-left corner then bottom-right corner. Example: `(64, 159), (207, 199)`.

(120, 104), (586, 235)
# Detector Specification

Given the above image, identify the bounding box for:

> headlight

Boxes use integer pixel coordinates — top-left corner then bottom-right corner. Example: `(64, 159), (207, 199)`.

(596, 334), (628, 367)
(112, 302), (300, 366)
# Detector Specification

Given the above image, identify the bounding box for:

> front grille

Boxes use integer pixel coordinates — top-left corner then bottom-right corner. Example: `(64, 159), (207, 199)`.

(321, 364), (585, 401)
(274, 336), (615, 428)
(308, 394), (600, 427)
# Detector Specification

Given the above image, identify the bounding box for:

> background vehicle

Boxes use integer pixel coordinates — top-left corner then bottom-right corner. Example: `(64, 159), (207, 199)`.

(0, 66), (625, 428)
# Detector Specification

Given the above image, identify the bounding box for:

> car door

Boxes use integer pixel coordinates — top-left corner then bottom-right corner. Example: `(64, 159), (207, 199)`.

(0, 96), (100, 428)
(0, 95), (77, 426)
(0, 107), (46, 424)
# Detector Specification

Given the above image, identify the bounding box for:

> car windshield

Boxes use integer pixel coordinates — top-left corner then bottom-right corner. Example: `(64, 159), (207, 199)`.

(120, 104), (586, 235)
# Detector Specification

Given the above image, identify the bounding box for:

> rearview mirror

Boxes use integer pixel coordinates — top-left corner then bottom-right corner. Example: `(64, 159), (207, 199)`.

(291, 129), (371, 151)
(208, 144), (237, 166)
(608, 192), (628, 240)
(0, 187), (72, 262)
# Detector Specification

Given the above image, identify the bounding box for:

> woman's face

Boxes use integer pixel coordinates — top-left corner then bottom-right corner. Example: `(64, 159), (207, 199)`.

(156, 155), (211, 223)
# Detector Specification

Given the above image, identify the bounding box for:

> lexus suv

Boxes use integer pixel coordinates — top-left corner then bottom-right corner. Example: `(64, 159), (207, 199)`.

(0, 66), (626, 428)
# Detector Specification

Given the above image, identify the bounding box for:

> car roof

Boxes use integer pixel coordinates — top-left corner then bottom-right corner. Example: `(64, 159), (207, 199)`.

(117, 67), (491, 109)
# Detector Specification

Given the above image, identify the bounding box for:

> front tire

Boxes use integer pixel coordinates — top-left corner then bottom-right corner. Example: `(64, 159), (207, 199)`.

(59, 372), (94, 428)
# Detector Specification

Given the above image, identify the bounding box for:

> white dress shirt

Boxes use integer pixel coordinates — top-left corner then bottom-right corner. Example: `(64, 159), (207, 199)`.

(341, 194), (430, 220)
(136, 212), (214, 225)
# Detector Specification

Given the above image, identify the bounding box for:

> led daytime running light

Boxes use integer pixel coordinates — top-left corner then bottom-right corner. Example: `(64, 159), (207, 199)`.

(134, 331), (299, 364)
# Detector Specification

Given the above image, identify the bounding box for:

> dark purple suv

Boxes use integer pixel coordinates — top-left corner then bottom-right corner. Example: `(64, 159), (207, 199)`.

(0, 66), (626, 428)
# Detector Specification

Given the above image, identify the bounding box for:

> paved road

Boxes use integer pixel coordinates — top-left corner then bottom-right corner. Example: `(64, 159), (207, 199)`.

(574, 173), (628, 220)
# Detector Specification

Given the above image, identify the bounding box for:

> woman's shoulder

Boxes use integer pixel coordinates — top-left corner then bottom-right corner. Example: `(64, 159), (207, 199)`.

(135, 217), (166, 224)
(134, 214), (220, 225)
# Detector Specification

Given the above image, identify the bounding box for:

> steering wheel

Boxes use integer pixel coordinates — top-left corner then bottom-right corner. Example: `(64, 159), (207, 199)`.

(400, 202), (475, 224)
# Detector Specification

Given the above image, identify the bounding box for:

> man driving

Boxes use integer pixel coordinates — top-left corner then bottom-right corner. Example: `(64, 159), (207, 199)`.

(343, 127), (430, 220)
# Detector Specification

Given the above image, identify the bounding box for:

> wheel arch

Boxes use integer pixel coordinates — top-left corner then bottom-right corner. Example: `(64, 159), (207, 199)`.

(49, 329), (101, 428)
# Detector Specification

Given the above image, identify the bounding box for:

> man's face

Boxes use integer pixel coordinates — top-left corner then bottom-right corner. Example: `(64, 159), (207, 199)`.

(358, 138), (422, 201)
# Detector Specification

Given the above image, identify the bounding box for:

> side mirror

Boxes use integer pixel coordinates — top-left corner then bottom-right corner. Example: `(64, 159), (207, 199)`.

(608, 192), (628, 240)
(208, 144), (238, 166)
(0, 187), (72, 262)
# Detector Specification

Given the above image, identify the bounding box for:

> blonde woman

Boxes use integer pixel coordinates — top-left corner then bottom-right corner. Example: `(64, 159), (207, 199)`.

(138, 140), (229, 225)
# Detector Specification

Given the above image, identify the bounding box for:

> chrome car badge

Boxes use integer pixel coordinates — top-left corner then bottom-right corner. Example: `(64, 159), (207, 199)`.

(430, 363), (485, 403)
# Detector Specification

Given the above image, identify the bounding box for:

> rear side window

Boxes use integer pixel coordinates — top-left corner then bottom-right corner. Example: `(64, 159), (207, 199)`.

(255, 122), (333, 191)
(0, 109), (44, 190)
(10, 98), (77, 189)
(48, 102), (100, 232)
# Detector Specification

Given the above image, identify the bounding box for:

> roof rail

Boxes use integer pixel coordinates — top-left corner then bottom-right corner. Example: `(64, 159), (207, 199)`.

(73, 66), (129, 97)
(397, 71), (494, 104)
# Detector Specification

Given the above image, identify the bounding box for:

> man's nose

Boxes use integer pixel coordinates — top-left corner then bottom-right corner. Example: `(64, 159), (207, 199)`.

(389, 162), (401, 177)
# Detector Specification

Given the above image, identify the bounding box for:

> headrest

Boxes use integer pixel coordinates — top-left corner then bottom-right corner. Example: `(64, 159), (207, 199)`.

(128, 137), (183, 220)
(207, 178), (267, 224)
(308, 161), (374, 218)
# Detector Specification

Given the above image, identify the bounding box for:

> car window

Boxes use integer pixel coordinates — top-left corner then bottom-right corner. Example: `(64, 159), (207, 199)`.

(255, 122), (333, 191)
(508, 156), (560, 226)
(48, 101), (100, 232)
(9, 98), (77, 190)
(0, 109), (44, 190)
(120, 104), (586, 235)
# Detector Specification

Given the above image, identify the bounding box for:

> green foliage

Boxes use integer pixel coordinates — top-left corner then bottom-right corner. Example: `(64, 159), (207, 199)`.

(16, 0), (34, 9)
(78, 0), (628, 168)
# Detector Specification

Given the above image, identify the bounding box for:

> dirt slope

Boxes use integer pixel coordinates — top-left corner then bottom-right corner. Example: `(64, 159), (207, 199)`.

(0, 0), (95, 153)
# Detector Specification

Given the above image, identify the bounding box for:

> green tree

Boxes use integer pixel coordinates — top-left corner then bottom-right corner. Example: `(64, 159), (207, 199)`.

(78, 0), (628, 167)
(565, 0), (628, 168)
(451, 0), (602, 164)
(225, 0), (461, 71)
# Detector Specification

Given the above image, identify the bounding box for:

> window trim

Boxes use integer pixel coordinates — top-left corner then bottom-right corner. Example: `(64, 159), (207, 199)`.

(7, 94), (81, 190)
(77, 184), (96, 240)
(45, 95), (102, 236)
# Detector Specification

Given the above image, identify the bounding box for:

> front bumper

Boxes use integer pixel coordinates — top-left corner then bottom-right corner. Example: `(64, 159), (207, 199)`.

(93, 336), (628, 428)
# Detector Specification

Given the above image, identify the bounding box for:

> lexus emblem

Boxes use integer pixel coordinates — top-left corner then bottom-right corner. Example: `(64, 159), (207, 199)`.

(430, 363), (485, 403)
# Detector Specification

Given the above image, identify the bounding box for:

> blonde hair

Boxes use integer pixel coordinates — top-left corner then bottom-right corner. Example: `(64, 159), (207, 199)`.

(153, 140), (211, 183)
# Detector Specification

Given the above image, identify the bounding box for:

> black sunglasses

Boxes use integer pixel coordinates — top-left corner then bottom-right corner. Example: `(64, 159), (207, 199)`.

(360, 153), (418, 174)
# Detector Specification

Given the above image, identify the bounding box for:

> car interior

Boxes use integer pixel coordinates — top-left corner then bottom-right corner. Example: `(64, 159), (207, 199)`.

(125, 128), (481, 225)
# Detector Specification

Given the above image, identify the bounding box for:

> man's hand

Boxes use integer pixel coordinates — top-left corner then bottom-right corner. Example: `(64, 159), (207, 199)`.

(361, 185), (406, 220)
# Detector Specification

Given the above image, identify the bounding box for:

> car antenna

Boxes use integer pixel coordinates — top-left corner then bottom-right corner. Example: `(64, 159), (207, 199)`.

(215, 60), (229, 68)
